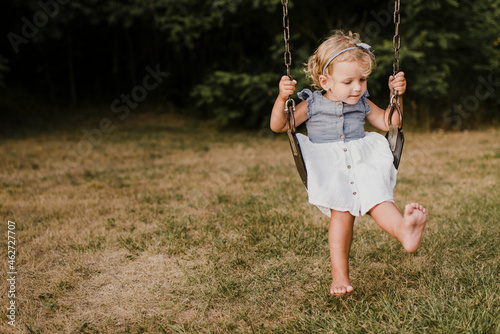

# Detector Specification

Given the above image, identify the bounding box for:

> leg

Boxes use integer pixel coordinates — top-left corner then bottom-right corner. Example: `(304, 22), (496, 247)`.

(369, 202), (427, 253)
(329, 210), (355, 296)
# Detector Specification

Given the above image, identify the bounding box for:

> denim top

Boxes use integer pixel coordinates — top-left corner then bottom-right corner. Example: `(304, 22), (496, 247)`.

(298, 89), (371, 143)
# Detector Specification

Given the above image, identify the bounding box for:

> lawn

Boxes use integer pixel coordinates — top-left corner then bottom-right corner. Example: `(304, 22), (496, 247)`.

(0, 112), (498, 333)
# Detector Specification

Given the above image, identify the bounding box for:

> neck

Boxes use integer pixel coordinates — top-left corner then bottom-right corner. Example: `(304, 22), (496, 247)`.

(323, 90), (342, 102)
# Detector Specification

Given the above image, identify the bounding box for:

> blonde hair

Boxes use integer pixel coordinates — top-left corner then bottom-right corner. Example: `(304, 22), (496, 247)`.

(305, 30), (375, 89)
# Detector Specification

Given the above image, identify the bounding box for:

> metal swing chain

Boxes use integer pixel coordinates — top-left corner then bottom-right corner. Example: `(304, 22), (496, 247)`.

(392, 0), (401, 77)
(388, 0), (403, 128)
(280, 0), (306, 185)
(281, 0), (296, 133)
(281, 0), (292, 77)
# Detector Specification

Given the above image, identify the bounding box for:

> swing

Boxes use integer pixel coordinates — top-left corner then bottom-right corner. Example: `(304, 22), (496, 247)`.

(281, 0), (308, 188)
(385, 0), (405, 169)
(279, 0), (404, 186)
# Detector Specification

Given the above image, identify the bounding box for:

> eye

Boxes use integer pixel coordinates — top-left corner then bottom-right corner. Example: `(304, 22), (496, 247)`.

(343, 81), (352, 85)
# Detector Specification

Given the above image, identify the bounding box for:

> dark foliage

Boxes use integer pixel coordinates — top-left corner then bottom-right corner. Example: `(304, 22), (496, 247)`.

(1, 0), (499, 130)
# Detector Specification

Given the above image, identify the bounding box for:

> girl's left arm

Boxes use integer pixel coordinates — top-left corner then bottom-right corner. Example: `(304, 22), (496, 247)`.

(366, 72), (406, 131)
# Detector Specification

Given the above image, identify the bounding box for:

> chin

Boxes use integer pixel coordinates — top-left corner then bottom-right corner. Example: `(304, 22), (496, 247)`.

(346, 96), (361, 104)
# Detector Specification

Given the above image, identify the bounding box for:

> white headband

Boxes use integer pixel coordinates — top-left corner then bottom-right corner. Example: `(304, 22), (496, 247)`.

(322, 43), (375, 75)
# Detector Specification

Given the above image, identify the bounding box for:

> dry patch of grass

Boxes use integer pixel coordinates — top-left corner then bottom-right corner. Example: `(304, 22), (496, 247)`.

(0, 113), (498, 333)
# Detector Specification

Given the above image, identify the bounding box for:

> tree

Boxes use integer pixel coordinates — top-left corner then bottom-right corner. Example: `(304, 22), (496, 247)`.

(2, 0), (499, 129)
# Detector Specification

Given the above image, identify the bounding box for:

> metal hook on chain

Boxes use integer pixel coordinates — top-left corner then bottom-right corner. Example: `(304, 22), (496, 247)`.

(285, 98), (296, 132)
(388, 94), (403, 127)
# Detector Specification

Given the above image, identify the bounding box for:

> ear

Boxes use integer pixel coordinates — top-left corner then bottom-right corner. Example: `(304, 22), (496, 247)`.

(319, 75), (331, 91)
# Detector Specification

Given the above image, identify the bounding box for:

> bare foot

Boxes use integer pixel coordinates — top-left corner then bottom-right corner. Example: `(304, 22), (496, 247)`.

(399, 203), (427, 253)
(330, 275), (354, 296)
(328, 210), (356, 296)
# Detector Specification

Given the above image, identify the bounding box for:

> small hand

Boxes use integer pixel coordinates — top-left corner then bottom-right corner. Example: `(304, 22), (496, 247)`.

(279, 75), (297, 101)
(388, 71), (406, 95)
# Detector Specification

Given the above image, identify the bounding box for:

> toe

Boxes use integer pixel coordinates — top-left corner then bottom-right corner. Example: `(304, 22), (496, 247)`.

(404, 204), (414, 216)
(331, 285), (354, 296)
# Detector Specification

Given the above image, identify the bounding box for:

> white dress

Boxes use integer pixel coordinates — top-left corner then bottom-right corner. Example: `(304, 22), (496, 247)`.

(296, 89), (397, 217)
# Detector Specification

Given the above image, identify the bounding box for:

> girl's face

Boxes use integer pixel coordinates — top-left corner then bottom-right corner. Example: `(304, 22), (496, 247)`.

(320, 61), (368, 104)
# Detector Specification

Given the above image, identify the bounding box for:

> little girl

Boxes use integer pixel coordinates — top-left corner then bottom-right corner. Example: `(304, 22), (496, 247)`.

(270, 30), (427, 296)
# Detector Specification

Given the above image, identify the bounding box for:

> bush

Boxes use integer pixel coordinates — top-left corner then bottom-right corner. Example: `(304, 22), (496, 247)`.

(191, 71), (279, 128)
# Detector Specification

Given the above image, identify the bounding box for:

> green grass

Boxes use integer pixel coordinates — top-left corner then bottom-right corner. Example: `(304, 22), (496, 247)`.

(0, 112), (498, 333)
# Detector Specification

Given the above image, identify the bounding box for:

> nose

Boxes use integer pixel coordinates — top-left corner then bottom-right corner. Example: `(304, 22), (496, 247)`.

(353, 82), (361, 92)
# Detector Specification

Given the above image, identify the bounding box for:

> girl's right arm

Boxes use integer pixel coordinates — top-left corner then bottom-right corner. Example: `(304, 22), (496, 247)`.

(270, 76), (308, 133)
